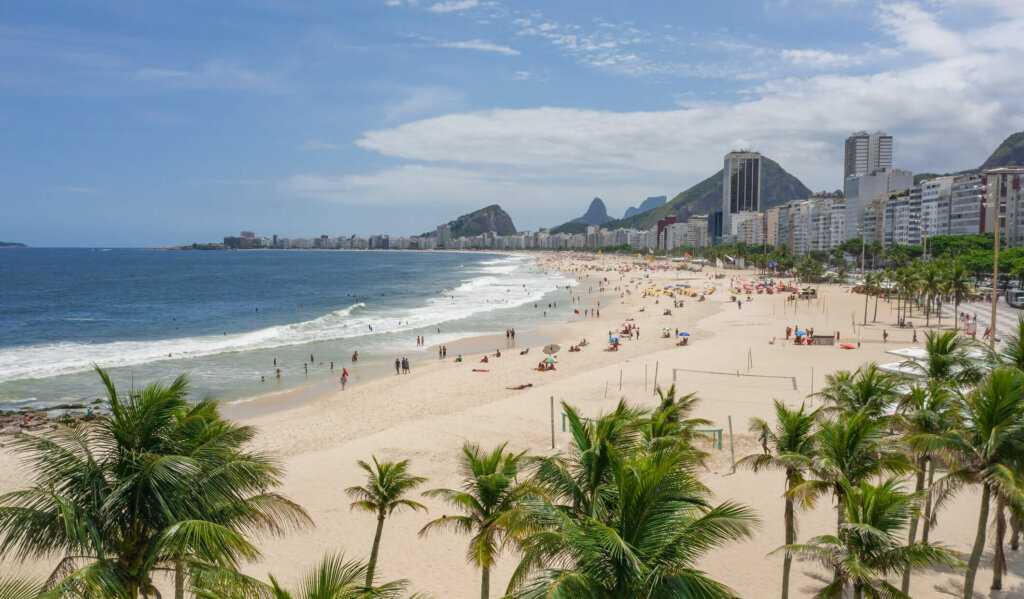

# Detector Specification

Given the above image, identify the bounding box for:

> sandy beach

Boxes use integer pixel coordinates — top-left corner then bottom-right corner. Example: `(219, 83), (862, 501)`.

(2, 253), (1020, 598)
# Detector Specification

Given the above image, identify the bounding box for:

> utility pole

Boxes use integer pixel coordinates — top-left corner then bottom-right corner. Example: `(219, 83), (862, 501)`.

(860, 229), (867, 273)
(991, 185), (1001, 351)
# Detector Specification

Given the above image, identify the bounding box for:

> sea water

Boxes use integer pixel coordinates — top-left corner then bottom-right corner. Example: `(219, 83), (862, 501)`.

(0, 249), (575, 410)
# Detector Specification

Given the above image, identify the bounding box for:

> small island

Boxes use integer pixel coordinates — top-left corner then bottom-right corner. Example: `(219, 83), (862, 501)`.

(0, 241), (27, 248)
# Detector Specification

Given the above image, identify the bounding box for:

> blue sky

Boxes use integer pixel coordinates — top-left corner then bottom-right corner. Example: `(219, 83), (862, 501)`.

(2, 0), (1023, 246)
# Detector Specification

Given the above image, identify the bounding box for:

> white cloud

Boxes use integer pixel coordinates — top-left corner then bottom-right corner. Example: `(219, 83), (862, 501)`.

(426, 0), (478, 13)
(511, 70), (532, 80)
(302, 140), (341, 150)
(780, 48), (855, 66)
(435, 39), (519, 55)
(875, 2), (967, 58)
(385, 86), (465, 122)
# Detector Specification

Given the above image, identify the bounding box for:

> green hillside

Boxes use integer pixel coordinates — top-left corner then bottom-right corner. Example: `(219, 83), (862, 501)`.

(597, 156), (811, 231)
(980, 131), (1024, 170)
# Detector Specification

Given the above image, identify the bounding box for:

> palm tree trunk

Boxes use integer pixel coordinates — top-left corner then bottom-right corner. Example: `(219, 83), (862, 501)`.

(1011, 514), (1021, 550)
(901, 458), (927, 594)
(174, 559), (184, 599)
(481, 565), (490, 599)
(873, 293), (879, 322)
(937, 299), (943, 328)
(955, 299), (961, 331)
(992, 495), (1006, 590)
(964, 482), (991, 599)
(782, 474), (795, 599)
(923, 458), (936, 543)
(853, 583), (864, 599)
(366, 514), (386, 587)
(864, 293), (869, 326)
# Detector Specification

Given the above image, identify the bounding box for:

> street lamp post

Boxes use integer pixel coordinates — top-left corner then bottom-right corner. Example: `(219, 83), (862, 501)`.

(991, 190), (1001, 351)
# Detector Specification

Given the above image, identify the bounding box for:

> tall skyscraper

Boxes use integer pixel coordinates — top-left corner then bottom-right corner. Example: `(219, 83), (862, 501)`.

(844, 131), (893, 179)
(722, 151), (761, 234)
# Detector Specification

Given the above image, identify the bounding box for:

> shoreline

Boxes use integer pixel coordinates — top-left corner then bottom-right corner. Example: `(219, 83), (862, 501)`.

(4, 256), (1013, 599)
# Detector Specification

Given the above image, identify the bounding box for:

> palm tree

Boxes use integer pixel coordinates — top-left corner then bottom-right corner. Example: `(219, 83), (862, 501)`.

(0, 367), (309, 599)
(998, 317), (1024, 371)
(792, 411), (912, 537)
(261, 552), (422, 599)
(781, 477), (960, 599)
(507, 442), (758, 598)
(531, 400), (645, 519)
(898, 382), (960, 593)
(861, 272), (877, 325)
(346, 457), (427, 586)
(420, 443), (532, 599)
(919, 262), (945, 327)
(642, 385), (713, 457)
(813, 363), (900, 418)
(902, 329), (985, 388)
(916, 368), (1024, 598)
(736, 400), (819, 599)
(947, 262), (974, 328)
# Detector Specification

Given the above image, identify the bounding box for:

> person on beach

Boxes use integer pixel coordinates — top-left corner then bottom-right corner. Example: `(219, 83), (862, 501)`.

(455, 354), (462, 362)
(310, 353), (315, 363)
(481, 355), (489, 363)
(883, 329), (889, 343)
(273, 357), (277, 367)
(395, 358), (401, 375)
(759, 427), (770, 455)
(304, 363), (308, 374)
(276, 368), (281, 379)
(352, 351), (358, 362)
(913, 329), (918, 343)
(438, 346), (443, 359)
(330, 361), (334, 371)
(340, 373), (348, 389)
(260, 376), (265, 383)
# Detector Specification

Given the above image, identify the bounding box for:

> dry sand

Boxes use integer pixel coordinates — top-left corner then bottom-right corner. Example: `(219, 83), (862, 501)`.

(1, 253), (1020, 598)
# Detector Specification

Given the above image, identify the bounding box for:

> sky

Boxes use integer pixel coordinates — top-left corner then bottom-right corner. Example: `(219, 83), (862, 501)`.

(2, 0), (1023, 247)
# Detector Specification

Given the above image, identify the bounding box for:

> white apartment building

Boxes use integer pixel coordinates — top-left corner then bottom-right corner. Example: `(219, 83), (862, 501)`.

(989, 168), (1024, 247)
(949, 174), (987, 235)
(920, 177), (952, 238)
(883, 190), (922, 247)
(844, 167), (913, 241)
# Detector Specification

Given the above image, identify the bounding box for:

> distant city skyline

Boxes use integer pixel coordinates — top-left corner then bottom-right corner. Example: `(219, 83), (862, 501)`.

(3, 1), (1024, 247)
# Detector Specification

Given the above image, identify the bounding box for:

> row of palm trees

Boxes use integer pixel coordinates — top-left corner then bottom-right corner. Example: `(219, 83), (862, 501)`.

(742, 327), (1024, 599)
(854, 260), (976, 329)
(5, 327), (1024, 599)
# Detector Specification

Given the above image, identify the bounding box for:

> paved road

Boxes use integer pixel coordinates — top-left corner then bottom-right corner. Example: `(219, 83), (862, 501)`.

(942, 297), (1024, 344)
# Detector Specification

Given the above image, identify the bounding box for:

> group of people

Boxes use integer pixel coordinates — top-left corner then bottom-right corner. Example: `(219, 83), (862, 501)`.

(437, 345), (449, 359)
(394, 357), (412, 375)
(567, 339), (587, 352)
(505, 328), (516, 340)
(415, 335), (426, 346)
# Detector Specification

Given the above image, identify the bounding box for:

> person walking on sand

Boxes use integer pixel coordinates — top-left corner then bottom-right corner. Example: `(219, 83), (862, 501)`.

(340, 373), (348, 390)
(395, 358), (400, 375)
(883, 329), (889, 343)
(759, 427), (770, 455)
(913, 329), (918, 343)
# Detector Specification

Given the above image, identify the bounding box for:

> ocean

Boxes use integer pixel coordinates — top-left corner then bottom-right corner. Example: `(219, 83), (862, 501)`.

(0, 249), (575, 410)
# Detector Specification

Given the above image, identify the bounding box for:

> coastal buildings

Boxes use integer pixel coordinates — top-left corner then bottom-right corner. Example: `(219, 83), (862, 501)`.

(844, 131), (893, 179)
(987, 167), (1024, 247)
(844, 167), (913, 241)
(722, 151), (762, 235)
(921, 177), (953, 238)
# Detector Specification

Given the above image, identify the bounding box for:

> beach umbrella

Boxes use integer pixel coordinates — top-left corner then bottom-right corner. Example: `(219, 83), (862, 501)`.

(678, 332), (690, 337)
(795, 330), (807, 335)
(544, 357), (558, 363)
(610, 337), (619, 342)
(543, 344), (560, 355)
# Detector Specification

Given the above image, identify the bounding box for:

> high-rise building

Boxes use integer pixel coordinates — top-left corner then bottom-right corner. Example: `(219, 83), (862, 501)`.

(844, 131), (893, 179)
(920, 177), (953, 238)
(989, 168), (1024, 248)
(844, 167), (913, 241)
(722, 151), (761, 233)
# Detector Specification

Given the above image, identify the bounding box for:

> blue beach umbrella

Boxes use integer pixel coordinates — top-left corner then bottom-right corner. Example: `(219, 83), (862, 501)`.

(678, 332), (690, 337)
(795, 330), (807, 335)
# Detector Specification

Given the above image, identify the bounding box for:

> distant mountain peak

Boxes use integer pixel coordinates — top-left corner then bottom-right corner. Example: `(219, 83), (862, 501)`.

(424, 204), (516, 238)
(570, 197), (612, 225)
(624, 196), (667, 219)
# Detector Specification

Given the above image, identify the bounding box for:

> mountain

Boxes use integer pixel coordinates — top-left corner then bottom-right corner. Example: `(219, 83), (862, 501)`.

(623, 196), (667, 218)
(549, 198), (612, 234)
(424, 204), (516, 238)
(980, 131), (1024, 171)
(0, 241), (27, 248)
(571, 198), (612, 225)
(599, 156), (812, 231)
